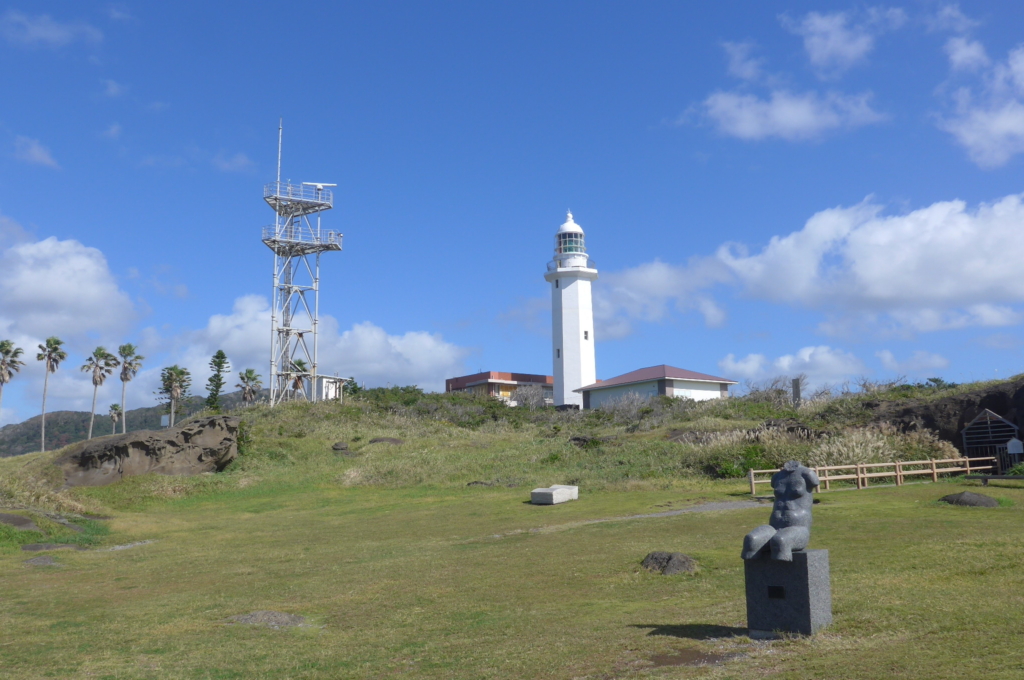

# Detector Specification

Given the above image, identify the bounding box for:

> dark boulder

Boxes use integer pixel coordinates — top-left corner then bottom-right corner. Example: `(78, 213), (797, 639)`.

(641, 551), (697, 575)
(54, 416), (239, 487)
(940, 491), (1000, 507)
(331, 441), (349, 452)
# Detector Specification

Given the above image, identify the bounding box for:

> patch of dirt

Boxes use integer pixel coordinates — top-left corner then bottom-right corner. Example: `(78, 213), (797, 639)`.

(0, 512), (41, 532)
(104, 540), (155, 551)
(480, 500), (763, 541)
(21, 543), (87, 552)
(650, 649), (737, 668)
(80, 513), (114, 520)
(368, 437), (403, 445)
(228, 611), (308, 629)
(24, 555), (61, 567)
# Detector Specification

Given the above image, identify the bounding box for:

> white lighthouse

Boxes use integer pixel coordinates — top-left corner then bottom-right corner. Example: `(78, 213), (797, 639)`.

(544, 212), (598, 407)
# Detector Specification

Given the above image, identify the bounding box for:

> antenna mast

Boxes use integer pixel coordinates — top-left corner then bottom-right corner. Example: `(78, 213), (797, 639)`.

(262, 124), (343, 406)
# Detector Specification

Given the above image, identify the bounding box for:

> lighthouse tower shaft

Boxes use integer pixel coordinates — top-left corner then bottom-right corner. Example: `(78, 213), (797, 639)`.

(544, 212), (598, 407)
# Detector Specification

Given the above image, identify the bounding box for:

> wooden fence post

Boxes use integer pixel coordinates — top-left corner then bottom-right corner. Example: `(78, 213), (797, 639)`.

(748, 468), (756, 496)
(964, 457), (970, 475)
(896, 461), (902, 486)
(931, 459), (938, 483)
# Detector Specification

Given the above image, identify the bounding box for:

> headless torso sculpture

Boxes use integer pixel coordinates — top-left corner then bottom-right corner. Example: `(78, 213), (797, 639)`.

(742, 460), (819, 562)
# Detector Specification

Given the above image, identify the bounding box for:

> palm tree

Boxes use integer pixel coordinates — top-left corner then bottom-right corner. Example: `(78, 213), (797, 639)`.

(236, 368), (263, 406)
(159, 365), (191, 427)
(82, 347), (119, 440)
(108, 403), (123, 435)
(37, 336), (67, 452)
(117, 344), (144, 434)
(289, 359), (308, 401)
(0, 340), (26, 421)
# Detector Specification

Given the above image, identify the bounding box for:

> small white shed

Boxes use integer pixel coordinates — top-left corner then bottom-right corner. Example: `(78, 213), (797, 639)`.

(575, 364), (737, 410)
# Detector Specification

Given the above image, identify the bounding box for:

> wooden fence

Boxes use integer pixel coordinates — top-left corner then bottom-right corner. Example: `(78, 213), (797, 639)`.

(747, 457), (996, 496)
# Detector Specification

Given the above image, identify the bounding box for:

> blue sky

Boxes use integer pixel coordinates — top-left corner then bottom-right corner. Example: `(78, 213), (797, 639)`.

(3, 1), (1024, 425)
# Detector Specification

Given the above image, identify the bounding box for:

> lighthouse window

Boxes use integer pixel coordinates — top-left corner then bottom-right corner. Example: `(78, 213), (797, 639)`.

(556, 349), (560, 359)
(584, 331), (589, 340)
(555, 279), (559, 288)
(557, 233), (586, 254)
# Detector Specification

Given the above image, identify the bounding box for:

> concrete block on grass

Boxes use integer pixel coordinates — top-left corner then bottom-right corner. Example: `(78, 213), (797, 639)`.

(530, 485), (578, 505)
(745, 549), (831, 638)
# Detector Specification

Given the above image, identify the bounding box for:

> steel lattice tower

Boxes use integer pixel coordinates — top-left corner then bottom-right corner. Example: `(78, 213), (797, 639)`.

(262, 123), (342, 405)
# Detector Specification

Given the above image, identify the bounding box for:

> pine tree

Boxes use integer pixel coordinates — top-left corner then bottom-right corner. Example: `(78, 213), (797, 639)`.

(205, 350), (231, 412)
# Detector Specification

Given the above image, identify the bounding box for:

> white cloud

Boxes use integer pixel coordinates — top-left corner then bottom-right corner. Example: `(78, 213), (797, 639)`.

(13, 136), (60, 168)
(107, 5), (132, 22)
(720, 345), (865, 388)
(102, 123), (122, 139)
(926, 4), (979, 34)
(945, 37), (989, 71)
(0, 236), (135, 342)
(211, 152), (255, 172)
(164, 296), (470, 393)
(718, 192), (1024, 333)
(0, 232), (138, 420)
(876, 349), (949, 374)
(703, 89), (884, 141)
(723, 41), (764, 81)
(0, 212), (32, 246)
(101, 79), (125, 97)
(937, 45), (1024, 167)
(781, 8), (906, 77)
(0, 10), (102, 47)
(593, 258), (732, 339)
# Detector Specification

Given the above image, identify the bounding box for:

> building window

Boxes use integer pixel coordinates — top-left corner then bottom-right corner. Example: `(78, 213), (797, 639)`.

(555, 279), (559, 288)
(556, 349), (560, 359)
(584, 330), (588, 340)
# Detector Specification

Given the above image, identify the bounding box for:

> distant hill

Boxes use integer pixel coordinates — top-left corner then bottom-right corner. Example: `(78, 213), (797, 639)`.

(0, 389), (267, 458)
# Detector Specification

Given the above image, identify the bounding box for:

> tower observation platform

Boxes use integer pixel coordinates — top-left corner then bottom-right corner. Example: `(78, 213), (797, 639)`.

(261, 181), (343, 256)
(261, 171), (344, 406)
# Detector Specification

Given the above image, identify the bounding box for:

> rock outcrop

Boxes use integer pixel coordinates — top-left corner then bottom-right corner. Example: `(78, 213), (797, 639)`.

(866, 376), (1024, 450)
(55, 416), (239, 487)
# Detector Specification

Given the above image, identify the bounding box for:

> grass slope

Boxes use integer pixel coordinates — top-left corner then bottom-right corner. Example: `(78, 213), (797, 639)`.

(1, 385), (1023, 678)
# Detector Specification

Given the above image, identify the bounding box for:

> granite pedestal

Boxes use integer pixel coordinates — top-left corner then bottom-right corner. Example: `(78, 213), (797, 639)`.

(744, 549), (831, 638)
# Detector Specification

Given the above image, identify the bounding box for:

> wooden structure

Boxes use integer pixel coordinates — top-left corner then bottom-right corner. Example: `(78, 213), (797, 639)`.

(748, 457), (996, 495)
(961, 410), (1019, 473)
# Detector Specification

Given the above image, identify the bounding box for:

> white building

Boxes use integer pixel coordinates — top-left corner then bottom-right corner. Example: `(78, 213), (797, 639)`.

(576, 365), (737, 409)
(544, 212), (598, 407)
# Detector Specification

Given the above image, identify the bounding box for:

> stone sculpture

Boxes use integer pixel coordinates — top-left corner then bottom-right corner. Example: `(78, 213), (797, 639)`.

(741, 460), (831, 637)
(742, 460), (819, 562)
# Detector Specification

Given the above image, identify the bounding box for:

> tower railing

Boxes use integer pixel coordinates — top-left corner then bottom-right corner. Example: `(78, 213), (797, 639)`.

(262, 225), (343, 247)
(264, 181), (334, 206)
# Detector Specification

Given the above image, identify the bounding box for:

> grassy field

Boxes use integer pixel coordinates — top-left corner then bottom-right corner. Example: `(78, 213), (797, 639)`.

(3, 476), (1024, 679)
(2, 388), (1024, 678)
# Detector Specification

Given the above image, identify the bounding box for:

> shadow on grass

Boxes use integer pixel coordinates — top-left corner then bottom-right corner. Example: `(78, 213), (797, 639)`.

(631, 624), (746, 640)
